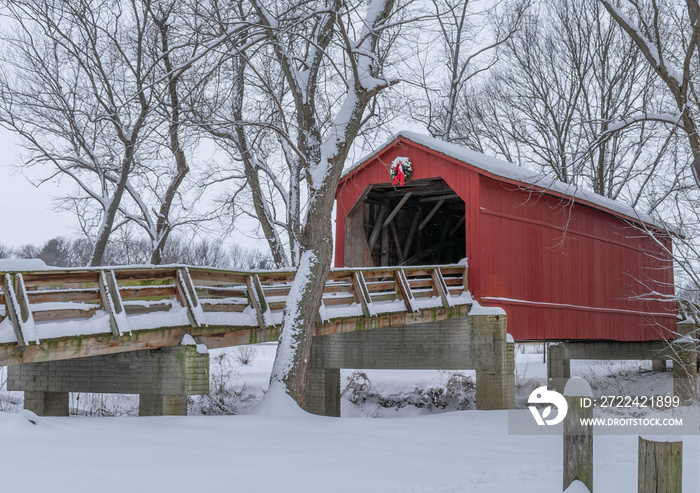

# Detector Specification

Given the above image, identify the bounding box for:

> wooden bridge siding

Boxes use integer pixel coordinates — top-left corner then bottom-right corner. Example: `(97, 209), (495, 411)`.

(336, 141), (480, 273)
(336, 137), (676, 343)
(477, 175), (676, 341)
(0, 264), (469, 366)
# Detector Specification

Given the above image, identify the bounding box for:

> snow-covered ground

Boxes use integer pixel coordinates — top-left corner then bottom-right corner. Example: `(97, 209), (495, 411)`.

(1, 343), (698, 492)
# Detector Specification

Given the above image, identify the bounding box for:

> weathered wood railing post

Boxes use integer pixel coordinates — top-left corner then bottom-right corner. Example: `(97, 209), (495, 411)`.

(672, 318), (698, 404)
(563, 377), (593, 492)
(638, 436), (682, 493)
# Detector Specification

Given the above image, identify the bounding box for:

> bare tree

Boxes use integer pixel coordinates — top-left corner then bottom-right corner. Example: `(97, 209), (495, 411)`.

(193, 41), (296, 267)
(194, 0), (401, 405)
(406, 0), (527, 143)
(435, 0), (687, 213)
(599, 0), (700, 185)
(0, 0), (205, 266)
(228, 244), (274, 270)
(588, 0), (700, 325)
(0, 0), (163, 265)
(130, 0), (208, 265)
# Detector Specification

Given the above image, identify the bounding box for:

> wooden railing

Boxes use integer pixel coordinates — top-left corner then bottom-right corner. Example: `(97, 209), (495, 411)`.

(0, 263), (470, 347)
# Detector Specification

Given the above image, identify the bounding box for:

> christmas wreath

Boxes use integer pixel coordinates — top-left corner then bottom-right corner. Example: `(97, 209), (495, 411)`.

(390, 156), (413, 186)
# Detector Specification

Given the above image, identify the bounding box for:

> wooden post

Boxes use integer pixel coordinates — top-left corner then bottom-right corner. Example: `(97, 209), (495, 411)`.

(548, 344), (570, 393)
(394, 268), (417, 313)
(672, 319), (698, 404)
(245, 275), (267, 331)
(563, 377), (593, 492)
(177, 268), (203, 328)
(98, 269), (128, 336)
(401, 213), (420, 260)
(380, 200), (390, 266)
(638, 436), (682, 493)
(3, 274), (26, 346)
(431, 268), (453, 309)
(351, 271), (376, 318)
(367, 204), (387, 251)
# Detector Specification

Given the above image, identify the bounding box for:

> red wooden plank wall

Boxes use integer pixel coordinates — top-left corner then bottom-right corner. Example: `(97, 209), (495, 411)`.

(336, 138), (676, 342)
(477, 176), (675, 341)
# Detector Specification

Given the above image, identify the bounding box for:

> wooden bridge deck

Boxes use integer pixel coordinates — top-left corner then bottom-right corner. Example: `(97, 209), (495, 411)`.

(0, 263), (472, 366)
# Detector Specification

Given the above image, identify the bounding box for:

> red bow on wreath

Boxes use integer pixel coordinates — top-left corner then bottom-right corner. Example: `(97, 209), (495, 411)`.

(392, 161), (406, 186)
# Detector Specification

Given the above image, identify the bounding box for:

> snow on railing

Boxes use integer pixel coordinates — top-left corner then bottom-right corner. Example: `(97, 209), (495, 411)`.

(0, 263), (470, 347)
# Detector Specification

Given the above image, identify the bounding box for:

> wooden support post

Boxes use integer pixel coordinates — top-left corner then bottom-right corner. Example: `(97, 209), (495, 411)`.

(367, 205), (388, 251)
(563, 378), (593, 493)
(382, 192), (412, 228)
(14, 274), (33, 330)
(351, 271), (376, 318)
(418, 199), (445, 231)
(98, 269), (128, 336)
(324, 368), (341, 417)
(390, 223), (403, 263)
(548, 344), (570, 393)
(461, 260), (469, 291)
(673, 319), (698, 403)
(380, 200), (390, 266)
(638, 437), (682, 493)
(401, 213), (420, 261)
(448, 215), (466, 235)
(3, 274), (26, 346)
(431, 268), (454, 309)
(317, 300), (330, 324)
(394, 268), (417, 313)
(176, 268), (203, 328)
(245, 274), (269, 330)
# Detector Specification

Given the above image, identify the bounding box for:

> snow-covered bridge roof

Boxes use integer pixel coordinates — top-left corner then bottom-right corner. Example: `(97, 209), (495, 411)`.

(343, 130), (673, 233)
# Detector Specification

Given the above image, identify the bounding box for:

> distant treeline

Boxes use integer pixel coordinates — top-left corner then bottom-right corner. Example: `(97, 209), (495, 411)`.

(0, 237), (273, 270)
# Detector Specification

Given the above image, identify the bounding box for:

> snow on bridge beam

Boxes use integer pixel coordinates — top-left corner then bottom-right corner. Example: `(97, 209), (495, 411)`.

(0, 304), (471, 367)
(0, 262), (473, 366)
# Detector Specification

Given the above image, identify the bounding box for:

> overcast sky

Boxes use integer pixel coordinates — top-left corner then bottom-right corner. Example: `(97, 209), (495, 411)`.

(0, 128), (75, 248)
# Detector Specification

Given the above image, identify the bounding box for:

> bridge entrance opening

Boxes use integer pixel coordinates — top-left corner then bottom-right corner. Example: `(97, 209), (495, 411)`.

(344, 178), (466, 267)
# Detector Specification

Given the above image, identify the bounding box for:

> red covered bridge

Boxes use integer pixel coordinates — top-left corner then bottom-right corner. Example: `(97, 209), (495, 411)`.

(335, 131), (676, 342)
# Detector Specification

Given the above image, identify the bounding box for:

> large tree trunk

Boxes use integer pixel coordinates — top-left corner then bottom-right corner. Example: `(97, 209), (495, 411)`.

(254, 0), (395, 410)
(150, 15), (189, 266)
(268, 168), (340, 403)
(90, 153), (133, 266)
(231, 55), (289, 268)
(268, 94), (373, 406)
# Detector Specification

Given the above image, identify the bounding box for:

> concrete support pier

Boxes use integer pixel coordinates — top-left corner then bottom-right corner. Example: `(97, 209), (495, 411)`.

(7, 345), (209, 416)
(23, 391), (70, 417)
(305, 310), (515, 416)
(139, 394), (189, 416)
(548, 331), (698, 402)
